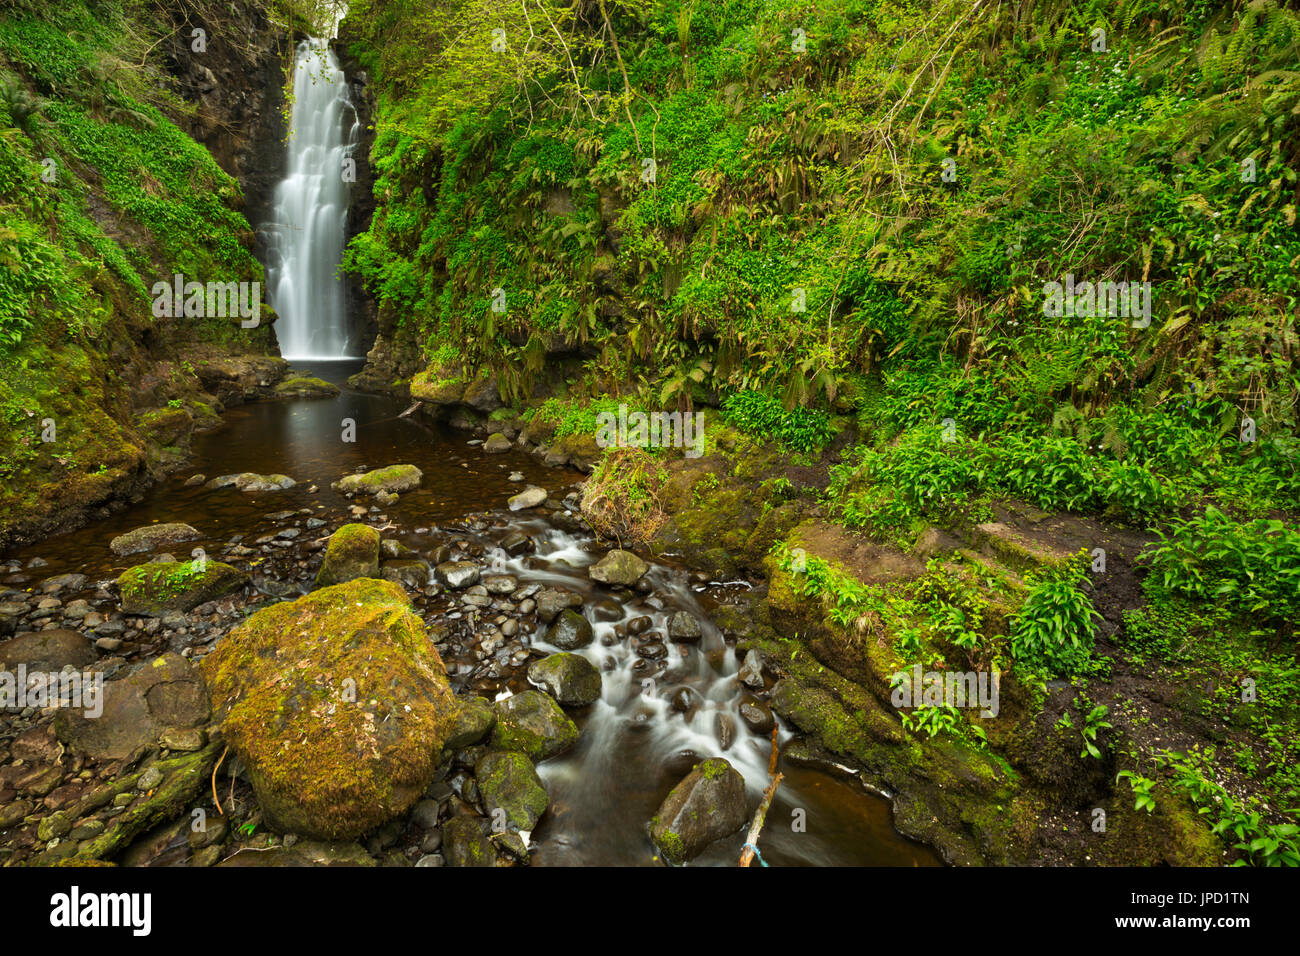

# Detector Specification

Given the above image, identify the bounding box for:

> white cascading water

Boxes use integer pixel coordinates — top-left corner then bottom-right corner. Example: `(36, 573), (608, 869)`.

(266, 38), (358, 359)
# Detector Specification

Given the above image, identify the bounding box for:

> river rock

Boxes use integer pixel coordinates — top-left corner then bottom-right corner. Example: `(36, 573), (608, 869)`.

(507, 486), (547, 511)
(39, 573), (88, 593)
(475, 751), (548, 831)
(315, 523), (381, 588)
(589, 549), (649, 586)
(527, 653), (602, 706)
(490, 690), (579, 762)
(334, 464), (423, 496)
(235, 473), (296, 492)
(500, 531), (533, 556)
(55, 652), (210, 761)
(483, 574), (518, 596)
(109, 523), (200, 556)
(219, 839), (377, 867)
(739, 698), (775, 734)
(667, 611), (703, 642)
(381, 558), (431, 590)
(650, 757), (748, 864)
(435, 561), (480, 590)
(0, 629), (95, 672)
(534, 587), (582, 623)
(442, 816), (498, 867)
(117, 559), (248, 614)
(273, 376), (340, 399)
(200, 579), (459, 840)
(738, 649), (766, 689)
(544, 608), (593, 650)
(483, 433), (511, 453)
(445, 695), (496, 749)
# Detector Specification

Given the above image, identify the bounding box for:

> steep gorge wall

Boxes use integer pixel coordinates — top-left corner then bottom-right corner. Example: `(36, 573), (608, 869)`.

(0, 0), (298, 549)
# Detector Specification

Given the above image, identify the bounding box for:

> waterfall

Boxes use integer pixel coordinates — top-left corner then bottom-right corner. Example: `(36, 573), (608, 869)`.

(266, 38), (358, 360)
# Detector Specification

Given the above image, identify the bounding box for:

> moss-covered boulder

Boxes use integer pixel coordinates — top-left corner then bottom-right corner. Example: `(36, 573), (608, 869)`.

(333, 464), (423, 496)
(200, 579), (459, 840)
(409, 365), (465, 405)
(527, 652), (602, 706)
(109, 522), (200, 557)
(315, 523), (381, 588)
(490, 690), (579, 762)
(588, 548), (649, 585)
(273, 376), (341, 399)
(117, 559), (248, 614)
(137, 406), (194, 446)
(475, 751), (549, 832)
(650, 757), (747, 864)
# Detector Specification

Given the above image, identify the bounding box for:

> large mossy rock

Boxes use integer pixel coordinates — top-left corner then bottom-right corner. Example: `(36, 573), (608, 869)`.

(650, 757), (748, 864)
(490, 690), (579, 762)
(332, 464), (423, 496)
(200, 579), (459, 840)
(315, 523), (381, 588)
(117, 559), (247, 614)
(109, 522), (200, 557)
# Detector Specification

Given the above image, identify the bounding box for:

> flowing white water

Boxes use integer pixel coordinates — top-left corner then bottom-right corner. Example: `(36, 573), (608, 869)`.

(266, 38), (359, 360)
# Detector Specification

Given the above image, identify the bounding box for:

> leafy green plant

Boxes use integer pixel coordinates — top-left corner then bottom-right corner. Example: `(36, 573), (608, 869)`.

(1116, 770), (1157, 813)
(721, 390), (834, 453)
(1010, 561), (1101, 678)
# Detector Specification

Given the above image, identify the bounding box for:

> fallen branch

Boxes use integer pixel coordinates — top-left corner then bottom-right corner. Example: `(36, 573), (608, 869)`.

(739, 772), (784, 867)
(212, 744), (229, 816)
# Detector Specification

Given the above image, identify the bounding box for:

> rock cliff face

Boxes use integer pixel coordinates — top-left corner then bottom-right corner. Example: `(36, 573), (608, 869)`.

(156, 0), (290, 262)
(338, 20), (379, 359)
(0, 0), (299, 550)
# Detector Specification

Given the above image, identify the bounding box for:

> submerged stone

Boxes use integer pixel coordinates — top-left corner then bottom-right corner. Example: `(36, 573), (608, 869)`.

(109, 523), (200, 557)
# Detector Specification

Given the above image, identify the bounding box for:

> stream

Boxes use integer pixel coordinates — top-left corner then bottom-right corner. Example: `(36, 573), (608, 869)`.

(1, 361), (940, 867)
